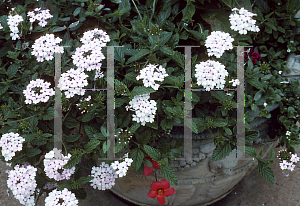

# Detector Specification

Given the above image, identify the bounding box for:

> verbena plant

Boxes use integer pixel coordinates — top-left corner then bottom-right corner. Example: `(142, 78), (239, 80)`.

(1, 0), (300, 205)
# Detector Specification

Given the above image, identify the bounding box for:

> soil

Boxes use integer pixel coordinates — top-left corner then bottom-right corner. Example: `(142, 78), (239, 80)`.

(1, 143), (300, 206)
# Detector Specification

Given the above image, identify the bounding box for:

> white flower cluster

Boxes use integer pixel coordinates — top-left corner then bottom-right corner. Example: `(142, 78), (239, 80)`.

(205, 31), (234, 58)
(279, 153), (299, 171)
(126, 94), (157, 126)
(229, 79), (240, 87)
(7, 164), (37, 206)
(136, 64), (169, 90)
(0, 132), (25, 161)
(7, 14), (23, 40)
(71, 28), (110, 81)
(23, 79), (55, 104)
(31, 33), (64, 62)
(194, 60), (229, 91)
(111, 157), (133, 178)
(43, 148), (76, 181)
(45, 188), (78, 206)
(229, 7), (260, 35)
(58, 68), (89, 98)
(89, 162), (118, 190)
(27, 8), (53, 27)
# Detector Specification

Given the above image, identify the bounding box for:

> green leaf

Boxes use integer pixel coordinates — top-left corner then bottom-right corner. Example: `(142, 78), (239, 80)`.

(69, 21), (79, 29)
(84, 125), (98, 139)
(143, 159), (153, 167)
(254, 90), (263, 101)
(42, 107), (54, 120)
(6, 63), (20, 79)
(29, 116), (39, 128)
(214, 118), (228, 127)
(92, 133), (107, 141)
(130, 86), (156, 97)
(118, 0), (131, 16)
(101, 125), (107, 137)
(126, 49), (151, 64)
(131, 148), (144, 171)
(102, 140), (111, 153)
(245, 130), (258, 143)
(257, 148), (263, 158)
(0, 84), (9, 95)
(136, 130), (151, 145)
(84, 140), (100, 153)
(52, 26), (66, 32)
(60, 17), (70, 21)
(255, 0), (270, 14)
(224, 127), (232, 135)
(182, 3), (195, 22)
(160, 45), (174, 55)
(234, 0), (252, 12)
(129, 123), (140, 134)
(115, 98), (127, 108)
(95, 4), (105, 12)
(156, 6), (171, 27)
(222, 0), (233, 8)
(277, 37), (285, 43)
(63, 150), (83, 169)
(71, 188), (88, 201)
(144, 145), (161, 161)
(114, 47), (124, 63)
(57, 181), (73, 190)
(159, 31), (173, 46)
(212, 141), (232, 161)
(247, 77), (264, 90)
(63, 115), (79, 129)
(265, 21), (277, 31)
(269, 147), (275, 160)
(170, 50), (185, 68)
(26, 148), (42, 157)
(257, 159), (275, 184)
(288, 106), (295, 118)
(245, 146), (257, 157)
(73, 7), (81, 16)
(64, 134), (81, 142)
(161, 165), (178, 186)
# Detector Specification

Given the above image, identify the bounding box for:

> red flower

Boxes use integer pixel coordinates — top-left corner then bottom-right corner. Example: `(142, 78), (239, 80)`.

(244, 48), (262, 65)
(147, 179), (176, 205)
(143, 155), (160, 176)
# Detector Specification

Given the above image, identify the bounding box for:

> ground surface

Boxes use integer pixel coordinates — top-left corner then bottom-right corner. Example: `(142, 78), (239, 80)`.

(1, 144), (300, 206)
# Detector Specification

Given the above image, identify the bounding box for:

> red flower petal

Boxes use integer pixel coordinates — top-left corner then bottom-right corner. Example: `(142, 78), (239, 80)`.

(152, 160), (160, 168)
(143, 165), (153, 176)
(163, 188), (176, 197)
(150, 181), (162, 191)
(157, 194), (166, 205)
(160, 179), (170, 190)
(147, 190), (158, 198)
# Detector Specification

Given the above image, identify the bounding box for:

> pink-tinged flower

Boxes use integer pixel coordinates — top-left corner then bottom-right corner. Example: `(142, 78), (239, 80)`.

(147, 179), (176, 205)
(143, 155), (160, 176)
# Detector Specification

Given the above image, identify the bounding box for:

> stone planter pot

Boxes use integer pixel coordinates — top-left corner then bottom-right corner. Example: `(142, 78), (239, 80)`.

(109, 99), (280, 206)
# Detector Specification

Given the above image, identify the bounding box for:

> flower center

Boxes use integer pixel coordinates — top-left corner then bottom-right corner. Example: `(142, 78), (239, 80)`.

(157, 189), (164, 195)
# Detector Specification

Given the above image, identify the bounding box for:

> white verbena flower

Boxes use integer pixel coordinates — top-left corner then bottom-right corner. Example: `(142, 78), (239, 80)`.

(205, 31), (234, 58)
(194, 60), (229, 91)
(136, 63), (169, 91)
(43, 148), (75, 181)
(7, 14), (23, 40)
(229, 7), (260, 34)
(286, 131), (291, 136)
(263, 102), (267, 107)
(27, 8), (53, 27)
(31, 33), (64, 62)
(7, 164), (37, 206)
(45, 188), (78, 206)
(229, 79), (240, 87)
(0, 132), (25, 161)
(89, 162), (118, 190)
(23, 78), (55, 104)
(127, 94), (157, 126)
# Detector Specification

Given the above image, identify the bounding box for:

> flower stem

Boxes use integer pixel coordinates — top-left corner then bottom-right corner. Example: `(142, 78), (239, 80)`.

(131, 0), (143, 21)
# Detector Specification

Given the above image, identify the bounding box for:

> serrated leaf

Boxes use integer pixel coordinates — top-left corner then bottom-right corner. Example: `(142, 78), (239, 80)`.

(245, 130), (258, 143)
(114, 47), (124, 63)
(26, 148), (42, 157)
(144, 145), (161, 161)
(102, 140), (111, 153)
(115, 98), (127, 108)
(63, 151), (83, 169)
(160, 45), (174, 55)
(101, 126), (107, 137)
(160, 165), (178, 186)
(92, 133), (107, 141)
(257, 148), (263, 158)
(269, 147), (275, 160)
(255, 0), (270, 14)
(130, 86), (156, 97)
(159, 31), (173, 46)
(129, 123), (140, 134)
(60, 17), (70, 21)
(84, 140), (100, 153)
(6, 63), (20, 79)
(257, 159), (275, 184)
(224, 127), (232, 135)
(245, 146), (257, 157)
(57, 181), (73, 190)
(84, 125), (98, 139)
(63, 115), (79, 129)
(254, 90), (263, 101)
(131, 148), (144, 171)
(211, 141), (232, 161)
(126, 49), (151, 64)
(42, 107), (54, 120)
(64, 134), (81, 142)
